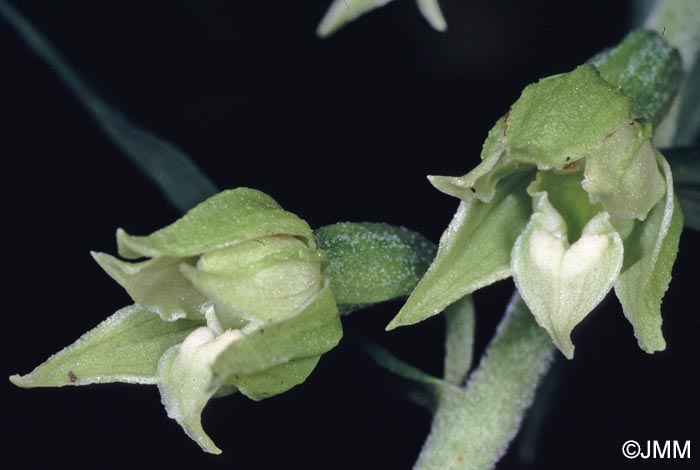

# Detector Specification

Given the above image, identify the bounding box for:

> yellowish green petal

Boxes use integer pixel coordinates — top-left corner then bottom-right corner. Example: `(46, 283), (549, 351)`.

(91, 252), (207, 321)
(212, 281), (341, 386)
(583, 122), (665, 220)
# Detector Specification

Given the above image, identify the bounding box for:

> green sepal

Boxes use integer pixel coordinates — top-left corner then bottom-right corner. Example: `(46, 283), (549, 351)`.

(582, 122), (665, 220)
(157, 327), (242, 454)
(314, 222), (435, 308)
(416, 0), (447, 31)
(506, 64), (634, 169)
(614, 152), (683, 353)
(10, 305), (202, 388)
(91, 252), (208, 321)
(590, 29), (682, 127)
(232, 356), (321, 401)
(388, 171), (533, 330)
(116, 188), (315, 259)
(316, 0), (397, 38)
(512, 191), (624, 359)
(212, 281), (342, 388)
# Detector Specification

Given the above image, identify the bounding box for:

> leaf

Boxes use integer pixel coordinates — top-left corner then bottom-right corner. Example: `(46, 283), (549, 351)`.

(583, 123), (665, 220)
(387, 171), (533, 330)
(157, 327), (242, 454)
(116, 188), (315, 259)
(614, 152), (683, 353)
(506, 64), (634, 169)
(316, 0), (397, 38)
(512, 191), (623, 359)
(91, 253), (208, 321)
(212, 281), (342, 387)
(443, 296), (476, 386)
(590, 29), (682, 127)
(0, 1), (218, 213)
(360, 339), (449, 388)
(314, 222), (435, 308)
(415, 0), (447, 32)
(10, 305), (202, 388)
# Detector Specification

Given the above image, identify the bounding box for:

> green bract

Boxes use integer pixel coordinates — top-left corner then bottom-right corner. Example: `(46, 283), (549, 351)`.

(389, 32), (683, 359)
(10, 188), (342, 454)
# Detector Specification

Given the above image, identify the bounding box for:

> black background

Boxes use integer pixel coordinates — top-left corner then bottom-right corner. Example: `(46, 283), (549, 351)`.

(1, 1), (698, 469)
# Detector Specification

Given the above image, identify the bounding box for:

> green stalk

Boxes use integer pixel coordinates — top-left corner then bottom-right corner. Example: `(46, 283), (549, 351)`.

(414, 294), (554, 470)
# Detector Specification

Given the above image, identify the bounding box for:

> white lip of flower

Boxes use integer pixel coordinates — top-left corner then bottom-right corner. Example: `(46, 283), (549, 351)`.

(388, 63), (683, 359)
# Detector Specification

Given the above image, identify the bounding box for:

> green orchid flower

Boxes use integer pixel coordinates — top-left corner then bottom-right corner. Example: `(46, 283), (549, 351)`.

(10, 188), (343, 454)
(388, 30), (684, 359)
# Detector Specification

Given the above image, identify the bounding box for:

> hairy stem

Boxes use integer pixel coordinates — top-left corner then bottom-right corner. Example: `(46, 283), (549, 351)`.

(414, 294), (554, 470)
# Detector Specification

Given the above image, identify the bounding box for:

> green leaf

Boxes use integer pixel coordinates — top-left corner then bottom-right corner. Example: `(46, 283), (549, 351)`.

(506, 64), (634, 169)
(314, 222), (435, 308)
(387, 171), (533, 330)
(443, 296), (476, 386)
(360, 339), (450, 388)
(116, 188), (314, 259)
(10, 305), (202, 388)
(614, 152), (683, 353)
(0, 1), (218, 213)
(212, 281), (342, 387)
(512, 191), (623, 359)
(91, 253), (208, 321)
(591, 29), (682, 127)
(583, 124), (666, 220)
(157, 327), (242, 454)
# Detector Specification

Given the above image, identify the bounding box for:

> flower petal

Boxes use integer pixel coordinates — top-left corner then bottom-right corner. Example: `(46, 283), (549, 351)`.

(91, 252), (207, 321)
(212, 281), (341, 388)
(583, 122), (665, 220)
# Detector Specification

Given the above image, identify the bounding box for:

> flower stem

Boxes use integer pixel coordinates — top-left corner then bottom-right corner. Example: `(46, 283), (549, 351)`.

(414, 293), (554, 470)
